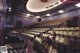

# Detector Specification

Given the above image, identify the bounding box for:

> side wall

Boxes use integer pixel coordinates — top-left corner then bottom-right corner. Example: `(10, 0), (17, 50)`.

(13, 9), (80, 27)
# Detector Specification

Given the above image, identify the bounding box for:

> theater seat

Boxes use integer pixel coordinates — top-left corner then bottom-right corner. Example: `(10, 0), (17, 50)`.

(28, 32), (40, 35)
(65, 28), (70, 31)
(21, 33), (34, 37)
(47, 45), (53, 53)
(35, 37), (42, 43)
(70, 27), (74, 31)
(48, 31), (53, 34)
(55, 36), (60, 42)
(73, 31), (80, 37)
(58, 37), (70, 45)
(58, 31), (63, 35)
(13, 49), (18, 53)
(74, 27), (80, 30)
(62, 28), (65, 31)
(67, 31), (73, 36)
(62, 31), (68, 36)
(55, 31), (59, 34)
(42, 41), (46, 46)
(58, 28), (62, 30)
(50, 48), (57, 53)
(10, 50), (13, 53)
(44, 42), (49, 49)
(42, 34), (49, 37)
(11, 30), (18, 33)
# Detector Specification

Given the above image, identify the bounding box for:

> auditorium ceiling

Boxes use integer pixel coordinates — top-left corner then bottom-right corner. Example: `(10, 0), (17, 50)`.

(7, 0), (80, 19)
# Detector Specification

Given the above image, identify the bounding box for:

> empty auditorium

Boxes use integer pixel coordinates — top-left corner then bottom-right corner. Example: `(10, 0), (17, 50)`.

(0, 0), (80, 53)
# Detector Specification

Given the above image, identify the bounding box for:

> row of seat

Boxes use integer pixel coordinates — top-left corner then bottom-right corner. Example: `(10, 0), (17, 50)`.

(42, 41), (57, 53)
(46, 30), (80, 45)
(8, 49), (22, 53)
(48, 30), (80, 37)
(36, 33), (70, 46)
(18, 28), (58, 53)
(33, 34), (58, 53)
(33, 17), (73, 28)
(53, 27), (80, 31)
(10, 27), (80, 53)
(31, 27), (80, 53)
(10, 28), (49, 38)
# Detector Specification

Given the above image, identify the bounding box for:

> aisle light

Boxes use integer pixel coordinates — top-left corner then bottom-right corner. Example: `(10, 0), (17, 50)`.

(58, 10), (64, 13)
(75, 3), (80, 7)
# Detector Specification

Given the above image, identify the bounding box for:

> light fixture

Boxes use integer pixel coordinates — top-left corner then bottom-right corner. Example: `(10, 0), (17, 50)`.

(58, 10), (64, 13)
(8, 7), (12, 11)
(26, 14), (31, 16)
(46, 14), (51, 16)
(5, 37), (8, 39)
(75, 3), (80, 7)
(36, 16), (41, 18)
(64, 0), (67, 2)
(61, 0), (67, 2)
(20, 39), (22, 40)
(25, 16), (28, 17)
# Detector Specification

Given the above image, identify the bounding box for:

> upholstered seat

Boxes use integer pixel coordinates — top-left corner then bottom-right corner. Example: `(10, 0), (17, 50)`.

(55, 36), (60, 42)
(62, 31), (68, 36)
(74, 27), (80, 30)
(59, 37), (70, 45)
(47, 45), (53, 53)
(73, 31), (80, 37)
(67, 31), (73, 36)
(70, 27), (74, 30)
(44, 43), (49, 49)
(50, 48), (57, 53)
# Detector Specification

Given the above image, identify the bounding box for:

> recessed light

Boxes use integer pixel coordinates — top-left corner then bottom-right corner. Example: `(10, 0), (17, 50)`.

(26, 14), (31, 16)
(25, 16), (28, 17)
(20, 39), (21, 40)
(8, 7), (12, 11)
(46, 14), (51, 16)
(58, 10), (64, 13)
(5, 37), (8, 39)
(63, 0), (67, 2)
(75, 3), (80, 7)
(36, 16), (41, 18)
(60, 0), (67, 2)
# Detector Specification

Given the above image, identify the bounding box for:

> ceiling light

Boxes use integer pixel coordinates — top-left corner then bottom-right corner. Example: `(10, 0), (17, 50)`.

(25, 16), (28, 17)
(75, 3), (80, 7)
(60, 0), (67, 2)
(59, 1), (62, 4)
(36, 16), (41, 18)
(8, 7), (12, 11)
(5, 37), (8, 39)
(58, 10), (64, 13)
(64, 0), (67, 2)
(26, 14), (31, 16)
(46, 14), (51, 16)
(62, 0), (67, 2)
(20, 39), (21, 40)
